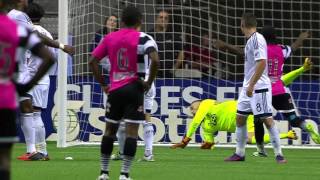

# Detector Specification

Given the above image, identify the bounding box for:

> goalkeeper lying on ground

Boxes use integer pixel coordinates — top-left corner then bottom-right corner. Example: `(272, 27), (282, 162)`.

(172, 59), (317, 149)
(171, 100), (297, 149)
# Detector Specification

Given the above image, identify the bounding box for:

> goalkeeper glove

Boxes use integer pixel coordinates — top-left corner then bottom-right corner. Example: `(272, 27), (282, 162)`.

(200, 142), (214, 150)
(171, 137), (191, 149)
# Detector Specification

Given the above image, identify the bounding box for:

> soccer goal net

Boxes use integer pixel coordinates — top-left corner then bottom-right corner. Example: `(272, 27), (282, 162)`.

(55, 0), (320, 147)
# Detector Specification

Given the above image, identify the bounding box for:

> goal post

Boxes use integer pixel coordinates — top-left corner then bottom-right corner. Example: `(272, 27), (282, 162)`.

(57, 0), (69, 148)
(56, 0), (320, 147)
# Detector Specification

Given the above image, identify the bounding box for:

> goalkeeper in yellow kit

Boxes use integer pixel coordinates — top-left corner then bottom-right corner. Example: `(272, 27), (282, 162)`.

(172, 59), (316, 149)
(171, 99), (297, 149)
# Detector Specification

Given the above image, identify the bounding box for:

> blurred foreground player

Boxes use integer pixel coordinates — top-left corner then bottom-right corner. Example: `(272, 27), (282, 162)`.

(89, 6), (159, 180)
(0, 0), (55, 179)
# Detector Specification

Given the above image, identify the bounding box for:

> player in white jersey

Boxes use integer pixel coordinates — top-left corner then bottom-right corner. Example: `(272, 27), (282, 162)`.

(23, 2), (57, 160)
(7, 0), (74, 161)
(225, 13), (286, 163)
(111, 33), (158, 162)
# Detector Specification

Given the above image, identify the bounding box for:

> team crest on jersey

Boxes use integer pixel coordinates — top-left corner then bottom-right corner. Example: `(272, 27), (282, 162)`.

(288, 98), (292, 104)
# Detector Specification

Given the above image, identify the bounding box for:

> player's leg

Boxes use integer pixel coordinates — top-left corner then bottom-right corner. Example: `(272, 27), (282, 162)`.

(30, 85), (49, 161)
(111, 122), (125, 161)
(142, 112), (154, 161)
(276, 92), (320, 144)
(142, 85), (155, 161)
(0, 109), (18, 180)
(18, 96), (36, 160)
(97, 91), (122, 180)
(120, 81), (145, 179)
(255, 89), (286, 163)
(225, 89), (249, 161)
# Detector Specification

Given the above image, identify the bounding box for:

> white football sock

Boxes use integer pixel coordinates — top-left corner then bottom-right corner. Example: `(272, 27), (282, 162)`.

(143, 122), (154, 157)
(235, 125), (247, 157)
(34, 111), (47, 155)
(267, 124), (283, 156)
(117, 122), (126, 155)
(21, 113), (36, 153)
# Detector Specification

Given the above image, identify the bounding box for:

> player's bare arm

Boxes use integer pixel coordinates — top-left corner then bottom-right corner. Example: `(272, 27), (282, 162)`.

(247, 59), (266, 97)
(37, 33), (75, 55)
(89, 57), (107, 93)
(290, 31), (310, 51)
(17, 44), (55, 94)
(143, 50), (159, 92)
(213, 39), (244, 56)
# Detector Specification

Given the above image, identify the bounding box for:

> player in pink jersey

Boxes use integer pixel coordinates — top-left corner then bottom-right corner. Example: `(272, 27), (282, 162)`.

(253, 26), (320, 156)
(0, 1), (55, 179)
(89, 6), (159, 180)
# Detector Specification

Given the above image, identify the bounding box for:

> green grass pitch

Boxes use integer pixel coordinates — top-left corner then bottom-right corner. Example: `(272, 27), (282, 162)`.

(12, 143), (320, 180)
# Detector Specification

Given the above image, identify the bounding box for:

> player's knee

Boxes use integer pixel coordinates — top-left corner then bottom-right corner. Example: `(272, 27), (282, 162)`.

(123, 137), (137, 157)
(101, 136), (116, 155)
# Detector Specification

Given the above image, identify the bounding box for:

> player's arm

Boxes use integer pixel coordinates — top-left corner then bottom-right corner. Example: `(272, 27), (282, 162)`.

(144, 49), (159, 91)
(171, 101), (211, 149)
(89, 37), (109, 93)
(247, 35), (268, 97)
(247, 59), (266, 97)
(290, 31), (310, 52)
(281, 58), (312, 86)
(16, 31), (55, 94)
(213, 39), (244, 56)
(174, 50), (184, 69)
(142, 36), (159, 92)
(37, 33), (75, 55)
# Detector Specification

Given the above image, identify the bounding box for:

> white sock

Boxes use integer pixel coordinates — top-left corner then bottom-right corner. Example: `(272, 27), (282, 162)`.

(235, 125), (247, 157)
(34, 111), (47, 155)
(21, 113), (36, 153)
(267, 124), (283, 156)
(117, 122), (126, 155)
(143, 122), (154, 157)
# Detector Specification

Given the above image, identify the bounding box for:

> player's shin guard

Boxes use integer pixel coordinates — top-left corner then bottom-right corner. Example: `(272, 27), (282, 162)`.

(21, 113), (36, 153)
(143, 122), (154, 157)
(121, 137), (137, 178)
(0, 169), (9, 180)
(235, 125), (247, 157)
(100, 136), (115, 175)
(267, 124), (283, 156)
(33, 112), (47, 155)
(117, 122), (126, 155)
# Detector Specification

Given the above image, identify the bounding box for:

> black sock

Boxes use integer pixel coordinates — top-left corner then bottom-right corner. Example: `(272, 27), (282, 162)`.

(100, 136), (115, 175)
(0, 169), (10, 180)
(120, 172), (129, 178)
(254, 118), (265, 145)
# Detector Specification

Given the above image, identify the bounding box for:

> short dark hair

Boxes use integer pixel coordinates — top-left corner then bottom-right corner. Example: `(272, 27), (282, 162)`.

(121, 6), (142, 27)
(261, 25), (278, 44)
(26, 2), (44, 23)
(241, 13), (257, 28)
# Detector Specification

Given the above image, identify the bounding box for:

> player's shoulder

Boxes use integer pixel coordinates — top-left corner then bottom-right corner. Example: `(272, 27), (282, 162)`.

(139, 32), (156, 42)
(33, 25), (53, 39)
(8, 9), (32, 25)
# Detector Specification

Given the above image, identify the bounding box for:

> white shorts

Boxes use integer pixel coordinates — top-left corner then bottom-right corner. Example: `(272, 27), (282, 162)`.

(144, 83), (155, 113)
(237, 87), (273, 119)
(28, 84), (50, 109)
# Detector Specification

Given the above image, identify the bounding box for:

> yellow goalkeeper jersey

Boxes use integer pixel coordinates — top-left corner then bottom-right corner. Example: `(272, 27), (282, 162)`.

(186, 99), (254, 142)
